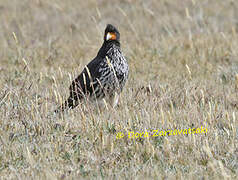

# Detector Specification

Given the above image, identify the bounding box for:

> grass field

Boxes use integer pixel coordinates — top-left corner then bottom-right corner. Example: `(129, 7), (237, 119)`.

(0, 0), (238, 179)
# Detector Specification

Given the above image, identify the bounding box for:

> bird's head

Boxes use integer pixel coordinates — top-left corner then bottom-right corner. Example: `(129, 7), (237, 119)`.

(104, 24), (120, 43)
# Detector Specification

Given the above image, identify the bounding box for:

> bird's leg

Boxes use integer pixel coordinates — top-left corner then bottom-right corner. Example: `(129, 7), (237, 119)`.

(109, 92), (119, 108)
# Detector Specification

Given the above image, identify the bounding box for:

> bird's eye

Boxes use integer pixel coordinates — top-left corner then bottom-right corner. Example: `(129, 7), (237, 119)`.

(106, 32), (116, 41)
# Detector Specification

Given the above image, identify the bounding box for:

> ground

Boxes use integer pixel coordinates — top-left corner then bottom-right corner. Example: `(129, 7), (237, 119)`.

(0, 0), (238, 179)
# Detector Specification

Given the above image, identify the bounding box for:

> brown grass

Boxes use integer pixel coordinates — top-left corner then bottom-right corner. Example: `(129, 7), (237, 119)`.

(0, 0), (238, 179)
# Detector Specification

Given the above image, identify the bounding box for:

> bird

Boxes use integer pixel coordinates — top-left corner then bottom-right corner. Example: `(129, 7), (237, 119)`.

(55, 24), (129, 113)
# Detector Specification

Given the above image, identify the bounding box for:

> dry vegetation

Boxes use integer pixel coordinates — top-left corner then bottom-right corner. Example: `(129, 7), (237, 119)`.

(0, 0), (238, 179)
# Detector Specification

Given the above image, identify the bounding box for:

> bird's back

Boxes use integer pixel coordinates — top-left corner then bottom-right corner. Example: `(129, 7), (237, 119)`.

(71, 43), (129, 101)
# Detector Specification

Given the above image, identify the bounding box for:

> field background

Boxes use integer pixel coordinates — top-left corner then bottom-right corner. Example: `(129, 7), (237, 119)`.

(0, 0), (238, 179)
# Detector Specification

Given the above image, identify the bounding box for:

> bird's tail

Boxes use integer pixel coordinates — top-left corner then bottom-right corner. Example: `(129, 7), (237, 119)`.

(54, 96), (79, 113)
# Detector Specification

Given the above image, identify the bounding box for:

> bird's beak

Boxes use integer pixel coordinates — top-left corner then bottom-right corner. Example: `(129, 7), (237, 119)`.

(106, 32), (116, 41)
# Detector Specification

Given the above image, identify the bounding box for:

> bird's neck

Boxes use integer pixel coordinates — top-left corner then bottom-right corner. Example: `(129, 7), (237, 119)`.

(97, 41), (120, 57)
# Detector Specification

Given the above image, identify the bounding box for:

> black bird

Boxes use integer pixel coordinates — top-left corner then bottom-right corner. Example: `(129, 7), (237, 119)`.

(55, 24), (129, 112)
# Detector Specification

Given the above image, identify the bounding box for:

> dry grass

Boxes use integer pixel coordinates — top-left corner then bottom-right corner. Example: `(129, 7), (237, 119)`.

(0, 0), (238, 179)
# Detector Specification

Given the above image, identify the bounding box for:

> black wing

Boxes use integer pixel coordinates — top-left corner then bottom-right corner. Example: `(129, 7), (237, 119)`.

(69, 56), (107, 100)
(55, 57), (105, 113)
